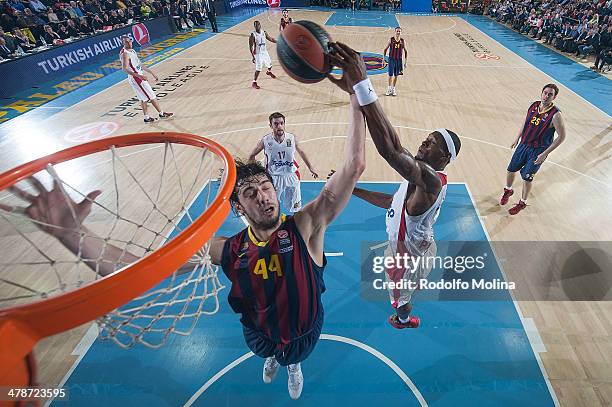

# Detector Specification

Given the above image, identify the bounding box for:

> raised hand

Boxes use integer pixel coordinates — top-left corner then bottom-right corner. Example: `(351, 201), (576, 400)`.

(0, 177), (101, 239)
(326, 42), (368, 93)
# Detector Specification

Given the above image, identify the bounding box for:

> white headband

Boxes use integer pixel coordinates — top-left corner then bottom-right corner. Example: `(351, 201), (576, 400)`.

(436, 128), (456, 162)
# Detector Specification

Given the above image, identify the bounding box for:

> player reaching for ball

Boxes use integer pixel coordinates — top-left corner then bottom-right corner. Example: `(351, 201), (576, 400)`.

(250, 20), (277, 90)
(327, 41), (461, 330)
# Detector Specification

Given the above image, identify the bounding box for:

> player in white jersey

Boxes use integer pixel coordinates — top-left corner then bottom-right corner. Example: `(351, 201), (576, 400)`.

(249, 20), (277, 90)
(327, 41), (461, 329)
(120, 36), (174, 123)
(248, 112), (319, 213)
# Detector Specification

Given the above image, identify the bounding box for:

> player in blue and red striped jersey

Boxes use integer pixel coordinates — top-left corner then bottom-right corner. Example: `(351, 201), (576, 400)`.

(205, 92), (365, 399)
(383, 27), (407, 96)
(14, 89), (364, 400)
(500, 84), (567, 215)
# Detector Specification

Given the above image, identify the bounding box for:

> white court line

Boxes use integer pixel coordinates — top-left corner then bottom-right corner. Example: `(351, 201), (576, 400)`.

(463, 182), (560, 407)
(332, 25), (393, 34)
(298, 130), (611, 189)
(168, 56), (531, 69)
(344, 14), (383, 20)
(44, 324), (99, 407)
(183, 333), (427, 407)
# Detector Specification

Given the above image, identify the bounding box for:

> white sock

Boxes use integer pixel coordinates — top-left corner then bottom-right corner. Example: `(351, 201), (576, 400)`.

(520, 198), (526, 203)
(505, 185), (513, 190)
(398, 314), (410, 323)
(144, 115), (150, 119)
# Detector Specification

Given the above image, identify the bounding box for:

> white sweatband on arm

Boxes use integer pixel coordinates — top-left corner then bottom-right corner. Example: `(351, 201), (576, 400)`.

(352, 78), (378, 106)
(436, 128), (457, 161)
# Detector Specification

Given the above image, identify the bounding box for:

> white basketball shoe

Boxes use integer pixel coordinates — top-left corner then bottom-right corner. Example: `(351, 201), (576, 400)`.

(287, 363), (303, 400)
(263, 357), (280, 384)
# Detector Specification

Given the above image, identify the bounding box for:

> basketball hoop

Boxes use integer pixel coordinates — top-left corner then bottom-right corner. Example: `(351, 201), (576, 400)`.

(0, 132), (235, 393)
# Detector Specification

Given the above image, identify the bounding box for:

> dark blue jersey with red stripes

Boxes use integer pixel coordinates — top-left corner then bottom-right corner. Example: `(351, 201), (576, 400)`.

(221, 215), (326, 345)
(520, 101), (560, 148)
(389, 37), (405, 60)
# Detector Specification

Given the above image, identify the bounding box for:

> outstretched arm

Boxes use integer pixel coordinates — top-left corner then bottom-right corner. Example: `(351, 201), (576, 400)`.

(142, 66), (158, 81)
(1, 179), (227, 277)
(248, 138), (264, 162)
(328, 42), (440, 192)
(295, 137), (318, 178)
(295, 94), (365, 263)
(265, 31), (277, 43)
(352, 187), (393, 209)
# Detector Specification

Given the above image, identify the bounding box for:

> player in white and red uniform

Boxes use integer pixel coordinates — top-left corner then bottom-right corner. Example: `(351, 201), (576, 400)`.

(249, 20), (277, 90)
(326, 41), (462, 329)
(249, 112), (318, 213)
(120, 36), (174, 123)
(353, 128), (459, 329)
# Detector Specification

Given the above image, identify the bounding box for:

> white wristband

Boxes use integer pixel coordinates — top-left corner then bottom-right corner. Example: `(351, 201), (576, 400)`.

(352, 78), (378, 106)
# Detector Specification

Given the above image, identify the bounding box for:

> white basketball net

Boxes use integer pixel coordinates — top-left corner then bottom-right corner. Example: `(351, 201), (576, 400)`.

(0, 140), (227, 349)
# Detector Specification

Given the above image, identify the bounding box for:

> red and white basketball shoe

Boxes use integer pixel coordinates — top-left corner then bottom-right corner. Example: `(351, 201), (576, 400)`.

(388, 314), (420, 329)
(500, 188), (513, 205)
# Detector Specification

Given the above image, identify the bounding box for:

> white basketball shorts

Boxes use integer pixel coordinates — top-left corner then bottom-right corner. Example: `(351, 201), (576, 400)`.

(384, 240), (437, 308)
(254, 51), (272, 71)
(272, 172), (301, 213)
(128, 76), (156, 102)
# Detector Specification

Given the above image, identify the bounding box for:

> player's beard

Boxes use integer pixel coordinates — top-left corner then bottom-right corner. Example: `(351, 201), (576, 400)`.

(249, 203), (281, 230)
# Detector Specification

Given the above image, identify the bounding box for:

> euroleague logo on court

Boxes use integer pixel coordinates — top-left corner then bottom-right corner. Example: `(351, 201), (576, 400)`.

(65, 121), (119, 143)
(474, 52), (500, 60)
(331, 52), (388, 76)
(132, 23), (150, 45)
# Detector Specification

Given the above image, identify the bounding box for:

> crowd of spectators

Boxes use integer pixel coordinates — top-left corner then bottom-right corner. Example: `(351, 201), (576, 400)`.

(0, 0), (216, 62)
(487, 0), (612, 73)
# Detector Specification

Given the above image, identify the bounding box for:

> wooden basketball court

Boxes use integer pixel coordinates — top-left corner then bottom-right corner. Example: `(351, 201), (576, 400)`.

(1, 8), (610, 407)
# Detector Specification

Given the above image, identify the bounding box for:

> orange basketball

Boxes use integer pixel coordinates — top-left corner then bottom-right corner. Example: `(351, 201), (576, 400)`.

(277, 20), (332, 84)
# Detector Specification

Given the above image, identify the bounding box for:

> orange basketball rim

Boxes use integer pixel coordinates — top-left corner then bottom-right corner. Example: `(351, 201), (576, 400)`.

(0, 132), (236, 390)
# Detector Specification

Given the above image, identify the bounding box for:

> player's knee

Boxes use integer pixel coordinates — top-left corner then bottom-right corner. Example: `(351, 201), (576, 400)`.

(521, 172), (535, 182)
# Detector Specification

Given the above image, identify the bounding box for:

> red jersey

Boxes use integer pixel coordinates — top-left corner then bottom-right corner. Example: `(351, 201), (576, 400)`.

(520, 101), (560, 148)
(389, 37), (405, 60)
(221, 215), (326, 344)
(280, 17), (292, 31)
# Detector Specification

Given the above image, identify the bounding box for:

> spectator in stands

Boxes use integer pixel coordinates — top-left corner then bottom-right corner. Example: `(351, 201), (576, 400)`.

(13, 28), (35, 50)
(576, 27), (600, 58)
(45, 8), (59, 24)
(102, 13), (113, 29)
(140, 2), (151, 18)
(1, 13), (17, 32)
(57, 23), (70, 39)
(0, 27), (16, 52)
(28, 0), (47, 13)
(592, 24), (611, 71)
(90, 13), (104, 31)
(42, 24), (60, 44)
(7, 0), (26, 12)
(66, 18), (80, 36)
(22, 8), (45, 27)
(0, 37), (15, 58)
(78, 16), (92, 33)
(84, 0), (102, 15)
